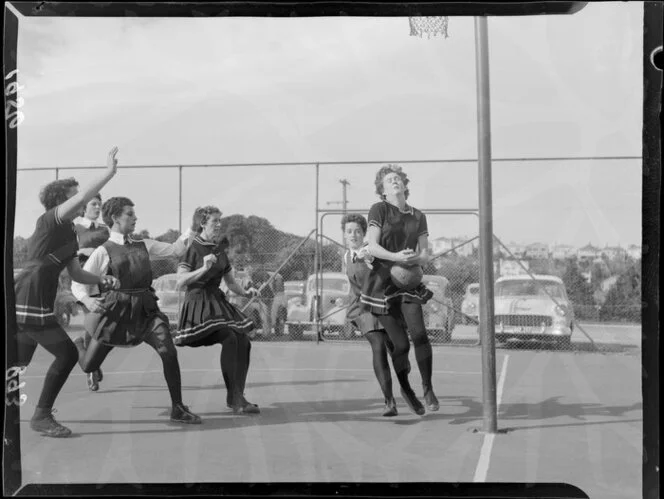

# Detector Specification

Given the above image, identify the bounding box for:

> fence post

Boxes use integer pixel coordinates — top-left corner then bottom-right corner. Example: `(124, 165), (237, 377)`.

(178, 165), (183, 234)
(314, 163), (321, 344)
(475, 16), (498, 435)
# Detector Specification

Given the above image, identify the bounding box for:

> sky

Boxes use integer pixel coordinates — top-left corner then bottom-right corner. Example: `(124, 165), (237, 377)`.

(11, 2), (643, 248)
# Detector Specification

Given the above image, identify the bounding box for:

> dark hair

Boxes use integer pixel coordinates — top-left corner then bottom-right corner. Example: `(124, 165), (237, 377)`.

(102, 197), (134, 227)
(341, 213), (368, 234)
(39, 178), (79, 210)
(191, 206), (222, 234)
(90, 193), (102, 203)
(374, 164), (410, 199)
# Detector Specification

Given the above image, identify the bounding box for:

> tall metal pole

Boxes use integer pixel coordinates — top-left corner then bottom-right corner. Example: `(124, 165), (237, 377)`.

(314, 164), (321, 344)
(55, 168), (59, 180)
(178, 165), (183, 234)
(340, 178), (350, 215)
(474, 16), (498, 434)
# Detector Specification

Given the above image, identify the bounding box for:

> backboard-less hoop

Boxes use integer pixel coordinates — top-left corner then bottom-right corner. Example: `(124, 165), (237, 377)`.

(409, 16), (449, 38)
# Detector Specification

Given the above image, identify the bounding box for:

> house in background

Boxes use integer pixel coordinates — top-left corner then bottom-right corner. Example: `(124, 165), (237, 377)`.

(525, 242), (549, 260)
(551, 244), (576, 260)
(577, 243), (601, 261)
(601, 245), (627, 260)
(504, 242), (526, 259)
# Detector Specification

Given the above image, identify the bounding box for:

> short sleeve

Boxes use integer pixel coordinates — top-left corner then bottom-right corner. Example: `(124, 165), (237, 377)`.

(218, 253), (232, 276)
(178, 245), (199, 272)
(368, 202), (386, 230)
(418, 211), (429, 237)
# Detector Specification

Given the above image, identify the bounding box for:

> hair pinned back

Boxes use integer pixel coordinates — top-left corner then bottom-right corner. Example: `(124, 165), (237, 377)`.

(374, 164), (410, 199)
(191, 205), (222, 234)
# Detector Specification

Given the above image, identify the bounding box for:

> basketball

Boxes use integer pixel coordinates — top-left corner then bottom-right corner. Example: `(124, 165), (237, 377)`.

(390, 264), (423, 290)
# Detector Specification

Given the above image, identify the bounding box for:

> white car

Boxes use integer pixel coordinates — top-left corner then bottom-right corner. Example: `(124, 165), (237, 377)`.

(461, 283), (480, 324)
(286, 272), (352, 339)
(493, 275), (574, 348)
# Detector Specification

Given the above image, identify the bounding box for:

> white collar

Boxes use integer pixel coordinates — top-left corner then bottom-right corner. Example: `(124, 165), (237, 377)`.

(74, 217), (103, 229)
(109, 231), (132, 244)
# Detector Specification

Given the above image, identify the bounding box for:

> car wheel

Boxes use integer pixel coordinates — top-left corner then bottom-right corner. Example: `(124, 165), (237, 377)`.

(289, 324), (304, 340)
(274, 309), (287, 335)
(440, 327), (452, 344)
(556, 336), (572, 350)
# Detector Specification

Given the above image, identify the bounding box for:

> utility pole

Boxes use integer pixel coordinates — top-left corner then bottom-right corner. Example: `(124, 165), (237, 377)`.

(326, 179), (351, 249)
(326, 179), (351, 216)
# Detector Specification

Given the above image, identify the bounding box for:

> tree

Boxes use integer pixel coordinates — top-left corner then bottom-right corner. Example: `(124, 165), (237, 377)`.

(600, 262), (641, 323)
(561, 258), (595, 320)
(131, 229), (150, 240)
(13, 236), (29, 268)
(155, 229), (181, 244)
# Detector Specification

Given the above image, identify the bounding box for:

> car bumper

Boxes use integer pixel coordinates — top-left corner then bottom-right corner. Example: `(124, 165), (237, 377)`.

(495, 324), (572, 338)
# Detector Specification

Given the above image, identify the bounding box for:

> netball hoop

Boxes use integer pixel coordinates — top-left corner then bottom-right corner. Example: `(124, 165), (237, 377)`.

(409, 16), (449, 39)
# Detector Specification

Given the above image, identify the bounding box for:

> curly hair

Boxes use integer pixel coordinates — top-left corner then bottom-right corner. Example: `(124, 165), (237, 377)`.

(101, 197), (134, 228)
(374, 164), (410, 199)
(341, 213), (368, 234)
(39, 178), (79, 210)
(191, 205), (223, 234)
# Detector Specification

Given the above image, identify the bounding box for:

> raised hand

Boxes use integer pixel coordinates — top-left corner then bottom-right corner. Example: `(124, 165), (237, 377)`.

(106, 146), (119, 176)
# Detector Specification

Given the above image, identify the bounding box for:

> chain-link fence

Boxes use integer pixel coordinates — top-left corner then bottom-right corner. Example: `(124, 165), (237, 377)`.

(15, 160), (641, 355)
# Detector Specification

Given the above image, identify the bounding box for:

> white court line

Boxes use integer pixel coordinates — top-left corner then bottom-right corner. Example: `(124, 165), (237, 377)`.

(19, 367), (481, 379)
(473, 354), (510, 483)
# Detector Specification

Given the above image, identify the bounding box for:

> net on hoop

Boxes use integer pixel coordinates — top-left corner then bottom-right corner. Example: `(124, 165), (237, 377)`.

(409, 16), (449, 39)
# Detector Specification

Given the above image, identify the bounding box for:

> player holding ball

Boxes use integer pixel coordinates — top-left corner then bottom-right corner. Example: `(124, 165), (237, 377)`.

(360, 164), (438, 415)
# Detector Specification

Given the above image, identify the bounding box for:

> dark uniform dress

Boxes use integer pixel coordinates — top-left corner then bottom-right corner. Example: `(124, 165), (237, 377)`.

(89, 237), (169, 347)
(14, 208), (79, 328)
(344, 247), (383, 334)
(74, 220), (109, 266)
(172, 236), (254, 347)
(360, 201), (433, 315)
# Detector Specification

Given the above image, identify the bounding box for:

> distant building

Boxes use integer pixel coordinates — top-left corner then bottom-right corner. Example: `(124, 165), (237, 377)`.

(627, 244), (641, 260)
(504, 242), (526, 259)
(601, 245), (627, 260)
(551, 244), (576, 260)
(430, 236), (476, 257)
(525, 242), (549, 260)
(577, 243), (601, 261)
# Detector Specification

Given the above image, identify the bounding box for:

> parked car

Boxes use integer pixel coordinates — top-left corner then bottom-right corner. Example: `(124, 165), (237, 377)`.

(221, 269), (270, 336)
(461, 283), (480, 324)
(286, 272), (352, 339)
(421, 275), (456, 342)
(152, 273), (184, 327)
(493, 274), (574, 348)
(285, 280), (305, 303)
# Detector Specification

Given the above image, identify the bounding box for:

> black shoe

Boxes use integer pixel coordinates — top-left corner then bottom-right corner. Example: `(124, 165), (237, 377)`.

(424, 389), (439, 412)
(170, 404), (202, 424)
(400, 387), (425, 416)
(30, 409), (72, 438)
(96, 368), (103, 382)
(87, 372), (99, 392)
(382, 398), (398, 417)
(229, 396), (260, 415)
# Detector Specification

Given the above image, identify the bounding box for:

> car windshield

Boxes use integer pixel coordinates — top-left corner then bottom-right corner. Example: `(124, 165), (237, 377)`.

(496, 280), (566, 299)
(469, 286), (479, 295)
(311, 277), (349, 293)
